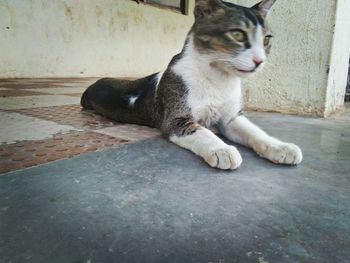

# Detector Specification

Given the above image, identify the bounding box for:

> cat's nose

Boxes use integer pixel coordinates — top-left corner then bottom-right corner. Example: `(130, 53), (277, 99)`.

(253, 59), (264, 67)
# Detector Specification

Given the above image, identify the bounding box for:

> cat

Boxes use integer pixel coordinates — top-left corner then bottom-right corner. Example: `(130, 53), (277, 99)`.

(81, 0), (303, 170)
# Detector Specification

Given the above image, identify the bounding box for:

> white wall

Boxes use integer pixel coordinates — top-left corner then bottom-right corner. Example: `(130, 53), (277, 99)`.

(234, 0), (349, 116)
(324, 0), (350, 116)
(1, 0), (349, 117)
(0, 0), (194, 78)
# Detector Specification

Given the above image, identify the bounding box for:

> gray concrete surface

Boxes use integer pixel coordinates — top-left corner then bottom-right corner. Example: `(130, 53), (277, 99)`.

(0, 113), (349, 263)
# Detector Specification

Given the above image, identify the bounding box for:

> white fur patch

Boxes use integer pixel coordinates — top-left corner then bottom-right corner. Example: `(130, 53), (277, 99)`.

(128, 96), (138, 107)
(252, 25), (267, 62)
(170, 127), (242, 170)
(172, 36), (242, 128)
(221, 115), (303, 165)
(155, 71), (164, 92)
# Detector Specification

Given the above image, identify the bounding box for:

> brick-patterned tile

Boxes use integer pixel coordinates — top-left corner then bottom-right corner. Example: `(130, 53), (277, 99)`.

(0, 111), (79, 145)
(0, 78), (98, 89)
(0, 131), (128, 174)
(63, 93), (84, 97)
(25, 87), (86, 94)
(0, 95), (80, 110)
(0, 89), (49, 97)
(15, 104), (119, 130)
(96, 124), (161, 142)
(0, 83), (55, 89)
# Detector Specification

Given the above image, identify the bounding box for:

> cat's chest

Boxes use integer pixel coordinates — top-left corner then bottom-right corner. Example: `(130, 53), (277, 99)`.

(186, 78), (242, 128)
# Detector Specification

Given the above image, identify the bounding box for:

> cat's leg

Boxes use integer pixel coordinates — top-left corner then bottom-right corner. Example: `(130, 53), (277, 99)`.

(167, 123), (242, 170)
(220, 115), (302, 165)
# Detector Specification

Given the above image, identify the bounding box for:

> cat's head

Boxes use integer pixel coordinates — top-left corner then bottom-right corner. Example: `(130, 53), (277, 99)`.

(192, 0), (276, 77)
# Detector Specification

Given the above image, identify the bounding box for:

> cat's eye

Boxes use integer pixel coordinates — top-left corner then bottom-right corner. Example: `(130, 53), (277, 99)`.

(226, 30), (247, 43)
(264, 35), (273, 46)
(232, 31), (245, 42)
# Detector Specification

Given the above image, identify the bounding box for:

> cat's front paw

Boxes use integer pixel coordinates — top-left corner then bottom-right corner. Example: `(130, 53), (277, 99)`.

(204, 146), (242, 170)
(252, 141), (303, 165)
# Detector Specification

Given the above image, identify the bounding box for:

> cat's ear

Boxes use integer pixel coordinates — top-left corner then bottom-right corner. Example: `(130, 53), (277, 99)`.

(194, 0), (226, 19)
(252, 0), (276, 18)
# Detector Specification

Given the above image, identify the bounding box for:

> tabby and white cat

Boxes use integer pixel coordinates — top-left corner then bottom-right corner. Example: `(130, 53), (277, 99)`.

(81, 0), (303, 170)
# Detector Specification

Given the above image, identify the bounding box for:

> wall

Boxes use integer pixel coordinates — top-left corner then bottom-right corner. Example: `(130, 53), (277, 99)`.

(234, 0), (344, 116)
(0, 0), (194, 78)
(1, 0), (349, 117)
(324, 0), (350, 116)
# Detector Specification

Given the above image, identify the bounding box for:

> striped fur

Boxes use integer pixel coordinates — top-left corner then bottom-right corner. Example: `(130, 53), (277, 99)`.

(81, 0), (303, 169)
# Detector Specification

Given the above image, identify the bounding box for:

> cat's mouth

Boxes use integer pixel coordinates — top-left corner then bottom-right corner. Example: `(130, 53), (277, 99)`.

(211, 61), (258, 75)
(227, 63), (257, 74)
(236, 68), (256, 73)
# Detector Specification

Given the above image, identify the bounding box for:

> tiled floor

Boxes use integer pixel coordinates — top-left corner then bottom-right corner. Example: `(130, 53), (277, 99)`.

(1, 78), (350, 262)
(0, 78), (161, 174)
(14, 104), (118, 129)
(1, 109), (349, 263)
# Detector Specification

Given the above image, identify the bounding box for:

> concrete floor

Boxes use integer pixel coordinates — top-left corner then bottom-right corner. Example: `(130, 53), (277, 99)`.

(1, 105), (350, 262)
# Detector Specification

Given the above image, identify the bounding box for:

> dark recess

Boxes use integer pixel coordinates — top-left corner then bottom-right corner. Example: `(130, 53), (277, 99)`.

(346, 60), (350, 102)
(133, 0), (189, 15)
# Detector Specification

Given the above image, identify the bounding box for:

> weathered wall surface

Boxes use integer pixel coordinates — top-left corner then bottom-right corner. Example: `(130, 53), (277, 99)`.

(0, 0), (194, 78)
(234, 0), (339, 116)
(0, 0), (349, 117)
